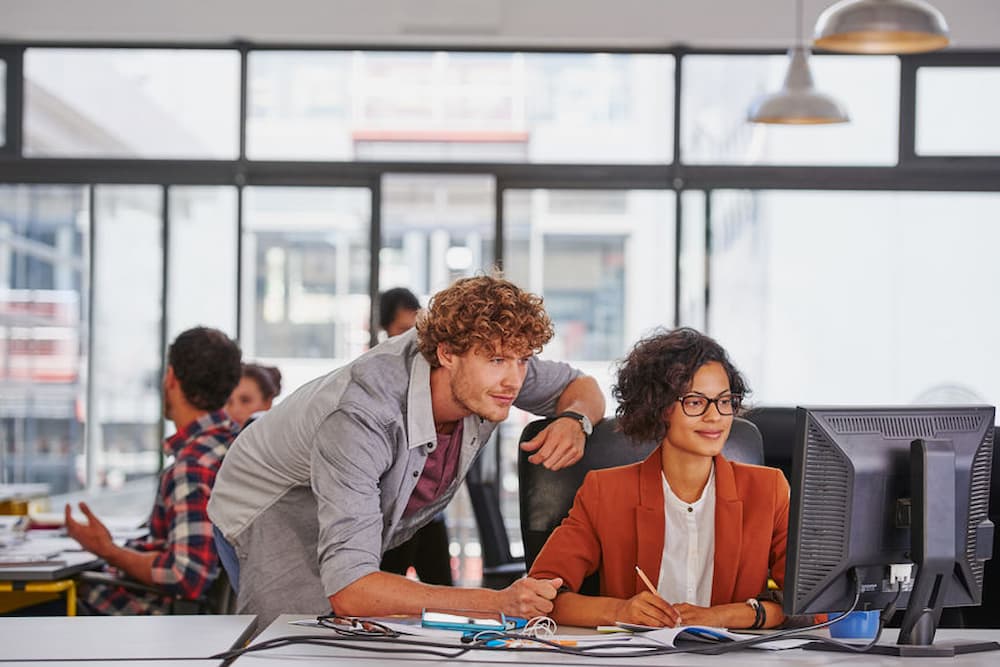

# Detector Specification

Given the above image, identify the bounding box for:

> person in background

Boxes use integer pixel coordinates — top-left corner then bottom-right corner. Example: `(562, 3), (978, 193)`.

(529, 328), (788, 630)
(209, 275), (605, 627)
(379, 286), (421, 338)
(66, 327), (242, 614)
(377, 287), (453, 587)
(225, 363), (282, 428)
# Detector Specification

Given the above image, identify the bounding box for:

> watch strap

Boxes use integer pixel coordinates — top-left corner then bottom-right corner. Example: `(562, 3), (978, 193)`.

(554, 411), (589, 434)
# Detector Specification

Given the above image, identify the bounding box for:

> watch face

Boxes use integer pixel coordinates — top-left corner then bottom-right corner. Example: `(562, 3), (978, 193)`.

(580, 415), (593, 436)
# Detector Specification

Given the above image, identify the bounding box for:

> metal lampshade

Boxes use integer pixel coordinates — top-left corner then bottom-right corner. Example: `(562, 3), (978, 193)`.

(814, 0), (950, 54)
(747, 47), (850, 125)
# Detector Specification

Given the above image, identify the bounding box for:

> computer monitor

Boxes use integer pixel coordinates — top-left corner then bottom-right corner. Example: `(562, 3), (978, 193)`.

(784, 405), (997, 657)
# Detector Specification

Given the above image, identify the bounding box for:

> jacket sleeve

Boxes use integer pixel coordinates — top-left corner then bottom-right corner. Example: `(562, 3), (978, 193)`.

(310, 405), (395, 597)
(769, 468), (791, 591)
(527, 471), (603, 592)
(513, 357), (583, 417)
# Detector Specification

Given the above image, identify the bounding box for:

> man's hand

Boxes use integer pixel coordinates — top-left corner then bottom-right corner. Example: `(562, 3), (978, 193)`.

(615, 591), (683, 627)
(519, 418), (586, 470)
(497, 577), (563, 618)
(64, 502), (114, 559)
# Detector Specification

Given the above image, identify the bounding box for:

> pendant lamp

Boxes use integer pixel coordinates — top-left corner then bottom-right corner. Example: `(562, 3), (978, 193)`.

(814, 0), (949, 54)
(748, 0), (849, 125)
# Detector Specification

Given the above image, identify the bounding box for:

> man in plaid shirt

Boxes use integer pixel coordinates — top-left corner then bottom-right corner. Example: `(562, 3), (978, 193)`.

(65, 327), (242, 614)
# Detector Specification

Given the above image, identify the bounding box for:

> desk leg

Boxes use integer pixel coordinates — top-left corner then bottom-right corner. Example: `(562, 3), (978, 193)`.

(65, 580), (76, 616)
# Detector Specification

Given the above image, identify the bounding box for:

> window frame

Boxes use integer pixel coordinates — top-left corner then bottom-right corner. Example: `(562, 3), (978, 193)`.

(0, 40), (999, 496)
(900, 51), (1000, 168)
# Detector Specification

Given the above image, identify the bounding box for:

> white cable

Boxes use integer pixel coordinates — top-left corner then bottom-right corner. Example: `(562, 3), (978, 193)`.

(521, 616), (557, 638)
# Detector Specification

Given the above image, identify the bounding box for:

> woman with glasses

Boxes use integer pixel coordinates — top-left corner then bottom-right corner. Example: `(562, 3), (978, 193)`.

(529, 328), (788, 630)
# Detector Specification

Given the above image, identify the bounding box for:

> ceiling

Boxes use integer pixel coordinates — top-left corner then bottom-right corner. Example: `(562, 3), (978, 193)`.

(2, 0), (999, 50)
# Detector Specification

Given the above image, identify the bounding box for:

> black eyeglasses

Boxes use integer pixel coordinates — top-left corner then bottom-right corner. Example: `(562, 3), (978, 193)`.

(316, 614), (399, 637)
(677, 393), (742, 417)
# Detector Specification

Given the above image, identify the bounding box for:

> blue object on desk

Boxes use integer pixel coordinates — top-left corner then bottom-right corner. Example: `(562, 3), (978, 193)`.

(828, 610), (880, 639)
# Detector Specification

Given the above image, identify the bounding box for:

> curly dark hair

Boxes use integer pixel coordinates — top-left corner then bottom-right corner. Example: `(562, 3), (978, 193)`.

(378, 287), (421, 331)
(242, 362), (282, 401)
(167, 327), (242, 411)
(613, 327), (749, 443)
(416, 275), (554, 368)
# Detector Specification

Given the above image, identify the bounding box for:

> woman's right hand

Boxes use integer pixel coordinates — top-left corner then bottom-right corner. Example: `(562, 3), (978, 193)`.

(615, 591), (683, 627)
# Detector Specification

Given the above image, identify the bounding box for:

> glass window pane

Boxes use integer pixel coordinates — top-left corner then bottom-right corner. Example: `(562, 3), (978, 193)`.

(679, 190), (706, 330)
(709, 190), (1000, 408)
(505, 189), (675, 391)
(241, 187), (371, 397)
(248, 51), (672, 163)
(25, 49), (240, 159)
(380, 173), (496, 301)
(0, 185), (89, 494)
(916, 67), (1000, 156)
(501, 188), (674, 557)
(167, 187), (238, 340)
(682, 55), (898, 165)
(92, 186), (163, 491)
(379, 172), (496, 586)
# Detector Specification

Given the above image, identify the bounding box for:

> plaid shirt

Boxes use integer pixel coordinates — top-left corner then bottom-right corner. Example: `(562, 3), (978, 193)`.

(83, 410), (239, 615)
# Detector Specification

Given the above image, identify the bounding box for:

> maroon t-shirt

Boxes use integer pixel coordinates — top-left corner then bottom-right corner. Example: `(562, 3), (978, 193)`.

(403, 421), (463, 517)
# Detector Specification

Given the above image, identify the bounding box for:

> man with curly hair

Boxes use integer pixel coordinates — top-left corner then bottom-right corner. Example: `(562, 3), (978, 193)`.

(209, 276), (605, 626)
(65, 327), (242, 614)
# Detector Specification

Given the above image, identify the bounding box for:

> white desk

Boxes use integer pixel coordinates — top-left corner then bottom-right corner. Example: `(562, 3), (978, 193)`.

(0, 614), (257, 663)
(231, 615), (1000, 666)
(0, 484), (50, 503)
(0, 550), (103, 581)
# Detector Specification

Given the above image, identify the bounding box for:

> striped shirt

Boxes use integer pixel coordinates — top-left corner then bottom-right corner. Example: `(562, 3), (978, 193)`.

(82, 410), (239, 615)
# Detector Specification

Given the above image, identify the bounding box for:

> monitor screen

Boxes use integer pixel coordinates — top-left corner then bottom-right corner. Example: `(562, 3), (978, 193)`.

(784, 405), (995, 639)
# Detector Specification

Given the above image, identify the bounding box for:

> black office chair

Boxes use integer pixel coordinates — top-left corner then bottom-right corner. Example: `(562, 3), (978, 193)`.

(517, 415), (763, 595)
(77, 566), (236, 614)
(742, 406), (798, 480)
(465, 456), (526, 589)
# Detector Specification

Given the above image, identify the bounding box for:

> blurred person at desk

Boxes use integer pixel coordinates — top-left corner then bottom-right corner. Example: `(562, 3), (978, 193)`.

(530, 328), (788, 630)
(65, 327), (242, 614)
(209, 275), (605, 627)
(225, 362), (282, 429)
(377, 288), (452, 587)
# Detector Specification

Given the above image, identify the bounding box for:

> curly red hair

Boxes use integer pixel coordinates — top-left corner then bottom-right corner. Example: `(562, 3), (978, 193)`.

(416, 276), (554, 367)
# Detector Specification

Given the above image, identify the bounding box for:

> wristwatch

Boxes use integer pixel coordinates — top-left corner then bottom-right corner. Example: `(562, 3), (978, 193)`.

(746, 597), (766, 629)
(555, 411), (593, 437)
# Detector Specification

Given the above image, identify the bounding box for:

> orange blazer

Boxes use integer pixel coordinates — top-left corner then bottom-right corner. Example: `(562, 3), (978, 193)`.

(529, 449), (789, 606)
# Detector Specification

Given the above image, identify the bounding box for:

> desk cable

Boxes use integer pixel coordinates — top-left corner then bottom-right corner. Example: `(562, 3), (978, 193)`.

(211, 574), (890, 663)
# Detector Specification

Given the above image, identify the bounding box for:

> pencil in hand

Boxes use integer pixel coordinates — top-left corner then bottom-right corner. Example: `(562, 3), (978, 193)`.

(635, 565), (683, 625)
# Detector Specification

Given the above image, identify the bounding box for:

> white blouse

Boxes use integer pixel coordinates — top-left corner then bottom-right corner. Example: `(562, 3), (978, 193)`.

(657, 465), (716, 606)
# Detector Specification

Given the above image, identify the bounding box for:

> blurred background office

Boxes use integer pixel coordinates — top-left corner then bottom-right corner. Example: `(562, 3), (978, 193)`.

(1, 0), (998, 588)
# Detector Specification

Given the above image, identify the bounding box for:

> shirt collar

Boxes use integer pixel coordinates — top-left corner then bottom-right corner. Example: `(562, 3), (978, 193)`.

(406, 353), (438, 449)
(164, 409), (232, 457)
